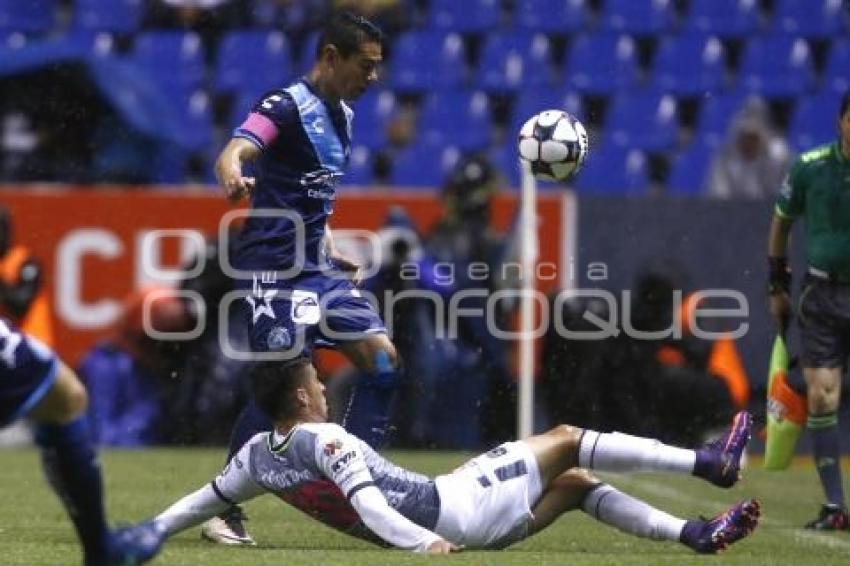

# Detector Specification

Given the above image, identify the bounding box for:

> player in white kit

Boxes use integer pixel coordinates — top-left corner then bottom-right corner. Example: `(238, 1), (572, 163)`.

(141, 358), (759, 555)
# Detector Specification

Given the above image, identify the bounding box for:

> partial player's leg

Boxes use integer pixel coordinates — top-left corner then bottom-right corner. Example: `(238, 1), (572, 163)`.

(29, 361), (160, 565)
(523, 411), (752, 489)
(339, 333), (400, 449)
(527, 468), (760, 554)
(803, 366), (848, 529)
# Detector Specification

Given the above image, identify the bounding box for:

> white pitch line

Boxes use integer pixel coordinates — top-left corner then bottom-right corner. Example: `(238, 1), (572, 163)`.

(604, 474), (850, 555)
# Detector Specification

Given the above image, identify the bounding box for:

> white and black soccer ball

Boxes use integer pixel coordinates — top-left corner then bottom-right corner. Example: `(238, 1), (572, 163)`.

(518, 110), (589, 182)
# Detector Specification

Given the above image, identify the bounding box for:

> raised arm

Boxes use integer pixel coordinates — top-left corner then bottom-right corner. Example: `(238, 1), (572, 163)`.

(215, 137), (260, 203)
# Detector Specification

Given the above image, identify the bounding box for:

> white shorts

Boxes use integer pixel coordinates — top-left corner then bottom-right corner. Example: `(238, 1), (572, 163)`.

(433, 441), (543, 549)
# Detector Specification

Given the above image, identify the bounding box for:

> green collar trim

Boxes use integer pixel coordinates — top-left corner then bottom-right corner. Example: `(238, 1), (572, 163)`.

(268, 425), (298, 452)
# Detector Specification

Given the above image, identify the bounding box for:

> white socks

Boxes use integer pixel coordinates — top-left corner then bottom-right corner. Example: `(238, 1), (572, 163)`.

(578, 430), (696, 474)
(582, 484), (686, 541)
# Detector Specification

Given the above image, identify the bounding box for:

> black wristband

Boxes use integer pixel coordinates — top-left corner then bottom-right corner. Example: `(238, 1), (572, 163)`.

(768, 257), (791, 294)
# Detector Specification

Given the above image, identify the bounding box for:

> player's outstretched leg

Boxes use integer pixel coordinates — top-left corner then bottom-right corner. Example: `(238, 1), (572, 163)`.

(572, 411), (751, 488)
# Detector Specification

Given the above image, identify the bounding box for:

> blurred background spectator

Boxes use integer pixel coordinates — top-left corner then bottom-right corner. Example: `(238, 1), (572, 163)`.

(706, 96), (792, 199)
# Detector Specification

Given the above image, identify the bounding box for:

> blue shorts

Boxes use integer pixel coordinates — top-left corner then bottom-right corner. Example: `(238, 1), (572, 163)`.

(0, 321), (59, 426)
(236, 270), (386, 356)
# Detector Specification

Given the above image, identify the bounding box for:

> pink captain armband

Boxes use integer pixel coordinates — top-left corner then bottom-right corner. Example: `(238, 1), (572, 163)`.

(239, 112), (280, 146)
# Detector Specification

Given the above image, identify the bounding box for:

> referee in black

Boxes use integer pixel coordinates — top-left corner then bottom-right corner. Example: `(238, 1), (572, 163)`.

(768, 90), (850, 530)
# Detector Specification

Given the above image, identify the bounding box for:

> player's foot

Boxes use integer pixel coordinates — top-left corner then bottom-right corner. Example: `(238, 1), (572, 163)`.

(201, 505), (256, 545)
(86, 521), (165, 566)
(804, 503), (850, 530)
(680, 499), (761, 554)
(693, 411), (751, 488)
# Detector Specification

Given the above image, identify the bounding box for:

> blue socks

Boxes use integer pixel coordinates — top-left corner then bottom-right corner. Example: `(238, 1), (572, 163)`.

(342, 350), (399, 450)
(35, 417), (111, 563)
(226, 399), (273, 461)
(808, 413), (845, 507)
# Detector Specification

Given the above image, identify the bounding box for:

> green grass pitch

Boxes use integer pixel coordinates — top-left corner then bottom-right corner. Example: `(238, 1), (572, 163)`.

(1, 449), (849, 565)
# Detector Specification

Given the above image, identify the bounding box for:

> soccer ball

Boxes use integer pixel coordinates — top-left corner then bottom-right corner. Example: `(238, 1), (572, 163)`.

(518, 110), (589, 182)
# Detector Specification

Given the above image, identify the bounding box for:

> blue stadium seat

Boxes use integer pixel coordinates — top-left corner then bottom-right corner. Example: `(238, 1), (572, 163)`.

(477, 32), (553, 93)
(388, 31), (466, 93)
(228, 92), (257, 130)
(214, 30), (291, 98)
(666, 138), (717, 195)
(598, 0), (676, 36)
(389, 143), (461, 187)
(683, 0), (761, 38)
(823, 39), (850, 94)
(351, 89), (397, 150)
(572, 142), (649, 194)
(651, 34), (727, 96)
(563, 33), (639, 95)
(66, 30), (117, 58)
(605, 91), (680, 152)
(0, 0), (57, 34)
(429, 0), (501, 34)
(340, 146), (374, 187)
(513, 0), (589, 35)
(510, 90), (584, 140)
(773, 0), (847, 39)
(132, 31), (206, 97)
(693, 91), (748, 146)
(74, 0), (142, 34)
(296, 32), (320, 77)
(175, 90), (215, 152)
(738, 35), (815, 98)
(788, 90), (843, 151)
(417, 90), (492, 151)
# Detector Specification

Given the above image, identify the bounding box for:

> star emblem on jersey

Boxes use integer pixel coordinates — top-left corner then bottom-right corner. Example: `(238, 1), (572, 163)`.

(323, 439), (343, 456)
(246, 275), (278, 324)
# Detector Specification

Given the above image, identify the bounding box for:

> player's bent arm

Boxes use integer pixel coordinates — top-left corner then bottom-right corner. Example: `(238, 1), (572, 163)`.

(349, 485), (446, 552)
(153, 444), (266, 536)
(215, 137), (261, 202)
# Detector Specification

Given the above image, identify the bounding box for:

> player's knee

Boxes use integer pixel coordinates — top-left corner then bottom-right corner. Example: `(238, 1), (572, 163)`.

(808, 387), (839, 414)
(549, 424), (582, 448)
(50, 365), (89, 422)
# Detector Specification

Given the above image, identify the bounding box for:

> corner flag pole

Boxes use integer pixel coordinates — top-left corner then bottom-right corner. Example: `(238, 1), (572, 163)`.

(518, 160), (538, 439)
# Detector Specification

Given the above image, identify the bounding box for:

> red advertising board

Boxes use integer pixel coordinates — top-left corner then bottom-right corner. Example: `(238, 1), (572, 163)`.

(0, 187), (572, 365)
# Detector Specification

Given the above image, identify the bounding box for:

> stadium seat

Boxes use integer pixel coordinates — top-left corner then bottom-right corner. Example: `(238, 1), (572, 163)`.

(787, 90), (843, 151)
(693, 91), (748, 146)
(823, 39), (850, 94)
(651, 34), (727, 96)
(66, 30), (117, 58)
(605, 91), (680, 152)
(563, 33), (640, 95)
(0, 0), (57, 34)
(513, 0), (588, 35)
(417, 90), (492, 151)
(214, 30), (291, 98)
(340, 145), (374, 187)
(683, 0), (761, 38)
(572, 142), (649, 194)
(389, 143), (461, 187)
(351, 89), (397, 150)
(132, 31), (206, 97)
(295, 32), (320, 77)
(476, 32), (554, 93)
(598, 0), (676, 36)
(772, 0), (847, 39)
(388, 31), (467, 93)
(429, 0), (501, 34)
(510, 90), (584, 140)
(175, 90), (215, 152)
(666, 138), (717, 195)
(74, 0), (142, 35)
(737, 35), (815, 98)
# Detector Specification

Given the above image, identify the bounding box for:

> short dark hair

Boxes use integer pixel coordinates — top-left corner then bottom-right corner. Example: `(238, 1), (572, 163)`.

(316, 10), (383, 58)
(250, 357), (313, 421)
(841, 90), (850, 119)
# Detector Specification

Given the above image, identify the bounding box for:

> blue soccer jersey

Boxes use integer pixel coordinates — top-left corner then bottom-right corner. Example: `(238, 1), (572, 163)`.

(0, 318), (58, 425)
(233, 79), (353, 273)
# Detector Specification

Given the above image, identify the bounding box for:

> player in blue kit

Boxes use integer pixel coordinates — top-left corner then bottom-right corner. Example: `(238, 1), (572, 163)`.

(140, 358), (760, 556)
(205, 12), (401, 544)
(0, 319), (160, 565)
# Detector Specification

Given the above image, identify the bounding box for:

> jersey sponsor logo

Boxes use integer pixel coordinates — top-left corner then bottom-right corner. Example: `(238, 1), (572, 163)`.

(266, 325), (292, 350)
(259, 467), (313, 489)
(311, 117), (325, 134)
(301, 169), (341, 194)
(331, 450), (357, 473)
(323, 439), (343, 456)
(291, 290), (321, 325)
